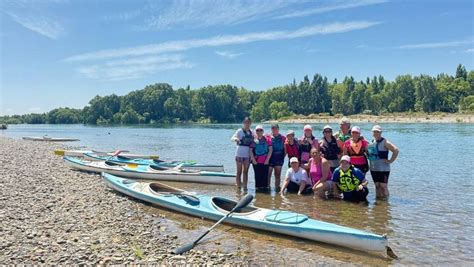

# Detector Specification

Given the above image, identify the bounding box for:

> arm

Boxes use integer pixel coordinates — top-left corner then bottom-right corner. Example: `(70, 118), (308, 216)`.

(250, 146), (257, 165)
(356, 170), (368, 190)
(337, 139), (344, 157)
(265, 145), (273, 165)
(280, 171), (291, 194)
(331, 170), (342, 198)
(303, 158), (312, 171)
(385, 140), (399, 164)
(342, 142), (348, 156)
(231, 129), (241, 143)
(320, 159), (330, 183)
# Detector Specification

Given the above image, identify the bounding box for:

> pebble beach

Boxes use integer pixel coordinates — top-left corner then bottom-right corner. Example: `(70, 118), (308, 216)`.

(1, 137), (348, 265)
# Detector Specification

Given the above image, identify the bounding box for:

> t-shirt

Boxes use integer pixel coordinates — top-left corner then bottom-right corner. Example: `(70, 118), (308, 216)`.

(285, 168), (310, 185)
(251, 136), (272, 164)
(332, 166), (365, 199)
(231, 128), (253, 158)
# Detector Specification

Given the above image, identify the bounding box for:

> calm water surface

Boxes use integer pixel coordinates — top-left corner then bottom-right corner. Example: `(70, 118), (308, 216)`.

(3, 123), (474, 265)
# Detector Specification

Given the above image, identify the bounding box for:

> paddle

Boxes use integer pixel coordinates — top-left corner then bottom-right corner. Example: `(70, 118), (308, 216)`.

(174, 194), (254, 255)
(105, 150), (125, 165)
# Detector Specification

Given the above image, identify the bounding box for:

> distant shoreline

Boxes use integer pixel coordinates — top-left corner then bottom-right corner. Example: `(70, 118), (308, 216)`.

(267, 113), (474, 124)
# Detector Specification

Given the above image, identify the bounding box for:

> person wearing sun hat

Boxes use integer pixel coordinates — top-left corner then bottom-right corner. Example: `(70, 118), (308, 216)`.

(368, 125), (399, 200)
(342, 126), (369, 174)
(280, 157), (312, 195)
(319, 125), (343, 172)
(267, 124), (286, 191)
(230, 117), (253, 190)
(332, 155), (369, 202)
(250, 125), (273, 192)
(298, 124), (320, 165)
(284, 130), (300, 167)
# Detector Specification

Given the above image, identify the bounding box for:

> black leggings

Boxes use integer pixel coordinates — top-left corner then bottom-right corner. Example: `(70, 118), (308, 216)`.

(253, 163), (269, 190)
(344, 187), (369, 202)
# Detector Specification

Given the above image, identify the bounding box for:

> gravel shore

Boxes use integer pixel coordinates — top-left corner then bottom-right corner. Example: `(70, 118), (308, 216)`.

(0, 137), (246, 265)
(1, 137), (349, 265)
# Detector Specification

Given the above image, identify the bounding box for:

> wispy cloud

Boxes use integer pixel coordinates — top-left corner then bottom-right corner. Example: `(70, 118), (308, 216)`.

(77, 54), (193, 81)
(65, 21), (381, 62)
(142, 0), (303, 30)
(215, 50), (243, 59)
(102, 9), (142, 22)
(276, 0), (387, 19)
(1, 0), (66, 39)
(395, 40), (473, 49)
(5, 11), (64, 39)
(465, 48), (474, 53)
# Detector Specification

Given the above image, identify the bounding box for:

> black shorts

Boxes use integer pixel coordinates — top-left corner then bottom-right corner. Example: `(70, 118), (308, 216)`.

(287, 181), (312, 195)
(371, 171), (390, 184)
(270, 153), (285, 167)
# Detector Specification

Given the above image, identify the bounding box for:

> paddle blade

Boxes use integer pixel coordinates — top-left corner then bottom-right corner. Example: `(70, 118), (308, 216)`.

(174, 242), (195, 255)
(54, 150), (65, 156)
(232, 194), (254, 212)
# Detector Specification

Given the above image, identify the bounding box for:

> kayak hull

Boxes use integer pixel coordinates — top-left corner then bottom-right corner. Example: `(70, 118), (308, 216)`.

(102, 173), (389, 253)
(83, 152), (224, 172)
(54, 150), (159, 159)
(23, 136), (79, 142)
(64, 157), (235, 185)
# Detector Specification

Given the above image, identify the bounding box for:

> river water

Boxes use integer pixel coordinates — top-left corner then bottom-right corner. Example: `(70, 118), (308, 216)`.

(3, 123), (473, 265)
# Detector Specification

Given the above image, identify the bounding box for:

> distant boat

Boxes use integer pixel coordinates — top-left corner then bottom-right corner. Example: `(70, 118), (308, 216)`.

(23, 136), (79, 142)
(0, 124), (7, 130)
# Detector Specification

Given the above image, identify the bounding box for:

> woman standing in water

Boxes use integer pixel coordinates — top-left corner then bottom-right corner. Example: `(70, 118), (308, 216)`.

(268, 124), (286, 191)
(230, 117), (253, 190)
(250, 125), (273, 192)
(299, 125), (319, 165)
(368, 125), (399, 199)
(284, 130), (299, 166)
(343, 126), (369, 174)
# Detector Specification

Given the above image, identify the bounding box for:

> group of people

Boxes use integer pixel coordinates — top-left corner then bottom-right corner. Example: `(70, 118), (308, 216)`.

(231, 117), (399, 202)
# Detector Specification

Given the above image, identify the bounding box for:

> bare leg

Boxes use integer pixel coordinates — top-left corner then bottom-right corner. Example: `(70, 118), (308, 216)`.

(274, 166), (282, 190)
(375, 182), (383, 199)
(267, 166), (274, 190)
(235, 160), (243, 189)
(380, 183), (389, 198)
(313, 183), (325, 198)
(242, 160), (250, 191)
(298, 180), (307, 195)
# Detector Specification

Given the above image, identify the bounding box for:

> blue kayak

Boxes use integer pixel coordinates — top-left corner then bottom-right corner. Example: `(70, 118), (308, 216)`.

(84, 152), (224, 172)
(102, 173), (396, 256)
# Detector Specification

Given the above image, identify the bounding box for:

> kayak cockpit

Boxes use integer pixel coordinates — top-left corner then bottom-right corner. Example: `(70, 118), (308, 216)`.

(105, 161), (121, 166)
(149, 165), (170, 171)
(117, 155), (133, 160)
(211, 197), (258, 214)
(149, 183), (183, 194)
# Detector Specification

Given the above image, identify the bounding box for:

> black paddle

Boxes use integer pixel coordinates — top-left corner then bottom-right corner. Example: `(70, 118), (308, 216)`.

(174, 194), (254, 255)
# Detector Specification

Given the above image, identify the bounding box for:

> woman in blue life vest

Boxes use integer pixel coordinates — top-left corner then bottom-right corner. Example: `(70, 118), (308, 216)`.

(268, 124), (286, 192)
(332, 155), (369, 202)
(368, 125), (399, 200)
(319, 125), (343, 172)
(230, 117), (253, 191)
(250, 125), (273, 192)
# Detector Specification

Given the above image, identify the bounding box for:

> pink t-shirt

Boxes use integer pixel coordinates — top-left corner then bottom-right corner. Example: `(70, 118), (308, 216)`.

(251, 136), (273, 164)
(344, 139), (369, 165)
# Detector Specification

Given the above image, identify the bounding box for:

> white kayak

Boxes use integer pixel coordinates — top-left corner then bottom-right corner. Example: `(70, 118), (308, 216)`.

(54, 149), (160, 159)
(64, 157), (235, 185)
(23, 136), (79, 142)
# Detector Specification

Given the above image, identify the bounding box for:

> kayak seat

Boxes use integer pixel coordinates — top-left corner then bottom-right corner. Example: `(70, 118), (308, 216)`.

(212, 197), (258, 213)
(117, 155), (132, 160)
(264, 210), (308, 224)
(152, 159), (164, 164)
(149, 183), (182, 194)
(149, 165), (169, 171)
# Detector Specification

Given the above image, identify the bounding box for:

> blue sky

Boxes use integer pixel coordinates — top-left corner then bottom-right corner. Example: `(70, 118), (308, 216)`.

(0, 0), (473, 115)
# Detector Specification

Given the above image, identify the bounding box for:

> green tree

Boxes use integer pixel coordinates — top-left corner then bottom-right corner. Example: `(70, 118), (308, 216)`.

(269, 101), (292, 120)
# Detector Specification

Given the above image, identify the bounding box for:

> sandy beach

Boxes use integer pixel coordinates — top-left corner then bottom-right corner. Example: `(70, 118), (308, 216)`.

(270, 113), (474, 124)
(0, 137), (347, 265)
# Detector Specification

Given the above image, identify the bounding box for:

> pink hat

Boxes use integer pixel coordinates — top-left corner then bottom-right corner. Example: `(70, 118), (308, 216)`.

(304, 125), (312, 131)
(351, 126), (361, 133)
(340, 155), (351, 163)
(255, 125), (264, 131)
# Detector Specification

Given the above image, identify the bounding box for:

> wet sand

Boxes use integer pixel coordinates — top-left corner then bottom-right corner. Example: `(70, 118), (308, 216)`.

(1, 137), (352, 265)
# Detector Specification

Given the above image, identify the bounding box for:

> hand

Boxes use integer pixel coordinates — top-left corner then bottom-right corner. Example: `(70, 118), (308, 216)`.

(297, 192), (302, 196)
(357, 185), (363, 191)
(384, 159), (392, 164)
(264, 161), (269, 166)
(252, 159), (257, 165)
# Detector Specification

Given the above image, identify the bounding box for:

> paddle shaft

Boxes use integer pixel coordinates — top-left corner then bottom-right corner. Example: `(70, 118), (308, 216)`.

(192, 212), (233, 246)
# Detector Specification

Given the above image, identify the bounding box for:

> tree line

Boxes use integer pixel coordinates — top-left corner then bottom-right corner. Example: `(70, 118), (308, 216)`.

(1, 64), (473, 125)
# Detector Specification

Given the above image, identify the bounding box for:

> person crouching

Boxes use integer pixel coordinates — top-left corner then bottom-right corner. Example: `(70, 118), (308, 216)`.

(280, 157), (312, 195)
(332, 155), (369, 202)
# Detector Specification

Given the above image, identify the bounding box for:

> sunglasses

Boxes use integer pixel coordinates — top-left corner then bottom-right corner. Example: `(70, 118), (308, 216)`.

(256, 129), (263, 132)
(323, 130), (332, 133)
(311, 152), (319, 155)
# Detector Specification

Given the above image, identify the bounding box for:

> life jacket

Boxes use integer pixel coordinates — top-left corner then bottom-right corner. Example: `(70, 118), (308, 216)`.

(320, 136), (340, 160)
(254, 137), (269, 156)
(337, 167), (360, 192)
(348, 139), (366, 157)
(299, 136), (315, 153)
(271, 134), (284, 154)
(239, 128), (253, 147)
(285, 141), (299, 158)
(368, 138), (389, 160)
(336, 131), (351, 142)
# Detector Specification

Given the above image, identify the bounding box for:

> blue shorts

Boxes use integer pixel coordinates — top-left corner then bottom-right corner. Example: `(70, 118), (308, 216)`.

(269, 153), (285, 167)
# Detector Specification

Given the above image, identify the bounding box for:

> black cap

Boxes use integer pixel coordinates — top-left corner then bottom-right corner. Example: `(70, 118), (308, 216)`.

(271, 124), (279, 129)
